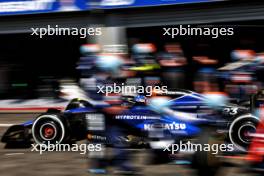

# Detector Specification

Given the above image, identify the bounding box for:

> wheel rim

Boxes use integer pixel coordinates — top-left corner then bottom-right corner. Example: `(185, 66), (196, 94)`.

(229, 114), (259, 152)
(32, 115), (65, 145)
(39, 123), (57, 141)
(237, 123), (256, 144)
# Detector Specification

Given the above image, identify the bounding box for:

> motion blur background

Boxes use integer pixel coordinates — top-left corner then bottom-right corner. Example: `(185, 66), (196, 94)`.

(0, 0), (263, 103)
(0, 1), (264, 176)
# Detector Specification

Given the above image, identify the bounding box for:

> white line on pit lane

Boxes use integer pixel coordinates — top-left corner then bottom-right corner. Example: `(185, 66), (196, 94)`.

(5, 153), (24, 156)
(0, 124), (14, 127)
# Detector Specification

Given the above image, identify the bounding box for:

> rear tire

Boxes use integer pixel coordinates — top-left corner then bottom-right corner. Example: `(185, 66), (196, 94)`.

(229, 114), (259, 152)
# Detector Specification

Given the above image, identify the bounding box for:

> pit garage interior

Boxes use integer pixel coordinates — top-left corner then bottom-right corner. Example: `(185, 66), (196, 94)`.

(0, 1), (263, 98)
(0, 33), (86, 99)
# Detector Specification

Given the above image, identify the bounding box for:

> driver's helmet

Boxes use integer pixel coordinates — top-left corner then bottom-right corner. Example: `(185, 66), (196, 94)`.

(122, 95), (146, 107)
(134, 95), (147, 105)
(65, 98), (91, 110)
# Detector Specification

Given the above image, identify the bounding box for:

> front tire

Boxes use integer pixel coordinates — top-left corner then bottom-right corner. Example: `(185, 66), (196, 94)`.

(32, 114), (69, 145)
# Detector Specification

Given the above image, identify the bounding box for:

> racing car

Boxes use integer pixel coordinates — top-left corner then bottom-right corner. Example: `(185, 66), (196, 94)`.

(1, 89), (260, 152)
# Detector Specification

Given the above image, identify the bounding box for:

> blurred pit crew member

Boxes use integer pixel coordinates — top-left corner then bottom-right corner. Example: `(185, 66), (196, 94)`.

(157, 43), (187, 89)
(193, 56), (220, 93)
(219, 49), (259, 101)
(78, 45), (127, 101)
(130, 43), (161, 88)
(87, 51), (140, 174)
(245, 107), (264, 173)
(77, 44), (103, 100)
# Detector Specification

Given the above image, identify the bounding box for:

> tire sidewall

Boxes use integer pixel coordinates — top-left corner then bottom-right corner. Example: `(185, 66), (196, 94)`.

(32, 114), (69, 145)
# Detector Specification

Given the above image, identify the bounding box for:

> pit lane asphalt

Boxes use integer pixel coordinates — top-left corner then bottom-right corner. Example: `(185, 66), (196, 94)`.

(0, 113), (258, 176)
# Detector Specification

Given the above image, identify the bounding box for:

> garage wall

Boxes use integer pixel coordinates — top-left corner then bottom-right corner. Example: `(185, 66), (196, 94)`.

(0, 1), (263, 33)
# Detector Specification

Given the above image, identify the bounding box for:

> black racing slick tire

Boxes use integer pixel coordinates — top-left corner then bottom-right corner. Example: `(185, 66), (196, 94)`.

(229, 114), (259, 152)
(32, 114), (69, 145)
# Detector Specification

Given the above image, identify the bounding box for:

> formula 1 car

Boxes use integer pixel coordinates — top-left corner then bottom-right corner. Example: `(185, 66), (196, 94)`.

(1, 89), (260, 153)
